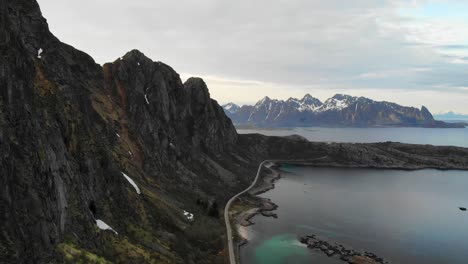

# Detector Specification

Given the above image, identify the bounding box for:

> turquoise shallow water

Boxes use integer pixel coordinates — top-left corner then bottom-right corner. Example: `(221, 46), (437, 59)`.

(254, 234), (307, 264)
(240, 167), (468, 264)
(238, 127), (468, 147)
(252, 233), (342, 264)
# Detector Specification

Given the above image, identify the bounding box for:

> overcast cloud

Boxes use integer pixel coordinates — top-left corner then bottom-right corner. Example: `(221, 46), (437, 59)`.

(38, 0), (468, 113)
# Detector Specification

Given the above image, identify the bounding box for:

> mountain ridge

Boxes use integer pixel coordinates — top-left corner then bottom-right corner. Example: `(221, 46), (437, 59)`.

(223, 94), (464, 128)
(434, 111), (468, 121)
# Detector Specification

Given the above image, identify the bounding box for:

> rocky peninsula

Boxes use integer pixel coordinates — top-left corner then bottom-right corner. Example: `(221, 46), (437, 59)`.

(231, 135), (468, 263)
(299, 235), (388, 264)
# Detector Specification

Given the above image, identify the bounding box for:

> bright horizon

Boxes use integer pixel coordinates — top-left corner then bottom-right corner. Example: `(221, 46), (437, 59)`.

(38, 0), (468, 114)
(186, 75), (466, 115)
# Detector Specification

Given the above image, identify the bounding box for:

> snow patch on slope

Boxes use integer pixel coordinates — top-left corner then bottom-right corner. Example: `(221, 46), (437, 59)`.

(96, 219), (118, 235)
(319, 96), (354, 112)
(121, 172), (141, 194)
(183, 210), (194, 221)
(223, 103), (240, 113)
(37, 48), (43, 59)
(298, 101), (321, 112)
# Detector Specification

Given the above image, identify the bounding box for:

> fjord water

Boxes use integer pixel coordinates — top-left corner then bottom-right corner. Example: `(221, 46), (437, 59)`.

(237, 127), (468, 147)
(240, 167), (468, 264)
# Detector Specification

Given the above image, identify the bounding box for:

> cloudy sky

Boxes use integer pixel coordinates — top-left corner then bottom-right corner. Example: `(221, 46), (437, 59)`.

(38, 0), (468, 114)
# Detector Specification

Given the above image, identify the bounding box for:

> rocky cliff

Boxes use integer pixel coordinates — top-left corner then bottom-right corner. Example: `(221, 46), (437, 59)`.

(0, 1), (246, 263)
(224, 94), (465, 128)
(1, 1), (468, 264)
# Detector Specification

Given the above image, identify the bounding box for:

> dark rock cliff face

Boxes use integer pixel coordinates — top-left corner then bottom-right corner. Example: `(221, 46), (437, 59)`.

(1, 1), (468, 264)
(102, 50), (237, 161)
(1, 0), (108, 262)
(1, 1), (246, 263)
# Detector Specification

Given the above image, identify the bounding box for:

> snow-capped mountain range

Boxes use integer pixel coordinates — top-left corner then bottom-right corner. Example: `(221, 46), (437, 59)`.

(223, 94), (464, 128)
(433, 111), (468, 121)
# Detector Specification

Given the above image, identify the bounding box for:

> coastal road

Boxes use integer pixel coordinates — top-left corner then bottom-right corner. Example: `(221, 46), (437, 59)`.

(224, 160), (273, 264)
(224, 157), (328, 264)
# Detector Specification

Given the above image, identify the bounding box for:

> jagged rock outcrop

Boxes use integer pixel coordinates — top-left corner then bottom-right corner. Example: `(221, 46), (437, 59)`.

(224, 94), (465, 128)
(183, 77), (237, 152)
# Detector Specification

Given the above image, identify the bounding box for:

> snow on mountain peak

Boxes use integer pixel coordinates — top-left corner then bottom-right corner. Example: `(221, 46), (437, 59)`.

(222, 103), (240, 113)
(299, 94), (322, 111)
(257, 96), (272, 105)
(320, 94), (356, 111)
(223, 93), (452, 127)
(302, 94), (315, 100)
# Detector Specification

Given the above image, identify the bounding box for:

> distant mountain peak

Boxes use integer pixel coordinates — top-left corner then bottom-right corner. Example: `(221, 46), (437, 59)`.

(301, 94), (321, 102)
(298, 94), (322, 112)
(121, 49), (147, 61)
(222, 102), (240, 114)
(320, 94), (356, 111)
(438, 110), (459, 115)
(258, 96), (272, 103)
(331, 93), (356, 100)
(124, 49), (145, 57)
(433, 111), (468, 120)
(223, 93), (462, 127)
(420, 106), (433, 119)
(254, 96), (278, 111)
(115, 49), (156, 67)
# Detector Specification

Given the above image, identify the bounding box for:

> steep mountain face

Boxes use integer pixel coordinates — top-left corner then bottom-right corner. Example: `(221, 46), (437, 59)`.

(0, 1), (248, 263)
(102, 50), (237, 156)
(224, 94), (464, 128)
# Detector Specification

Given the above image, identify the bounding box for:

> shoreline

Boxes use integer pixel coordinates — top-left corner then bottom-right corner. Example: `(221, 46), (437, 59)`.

(233, 160), (468, 242)
(235, 123), (468, 129)
(233, 163), (390, 264)
(281, 162), (468, 171)
(234, 164), (282, 246)
(231, 158), (468, 263)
